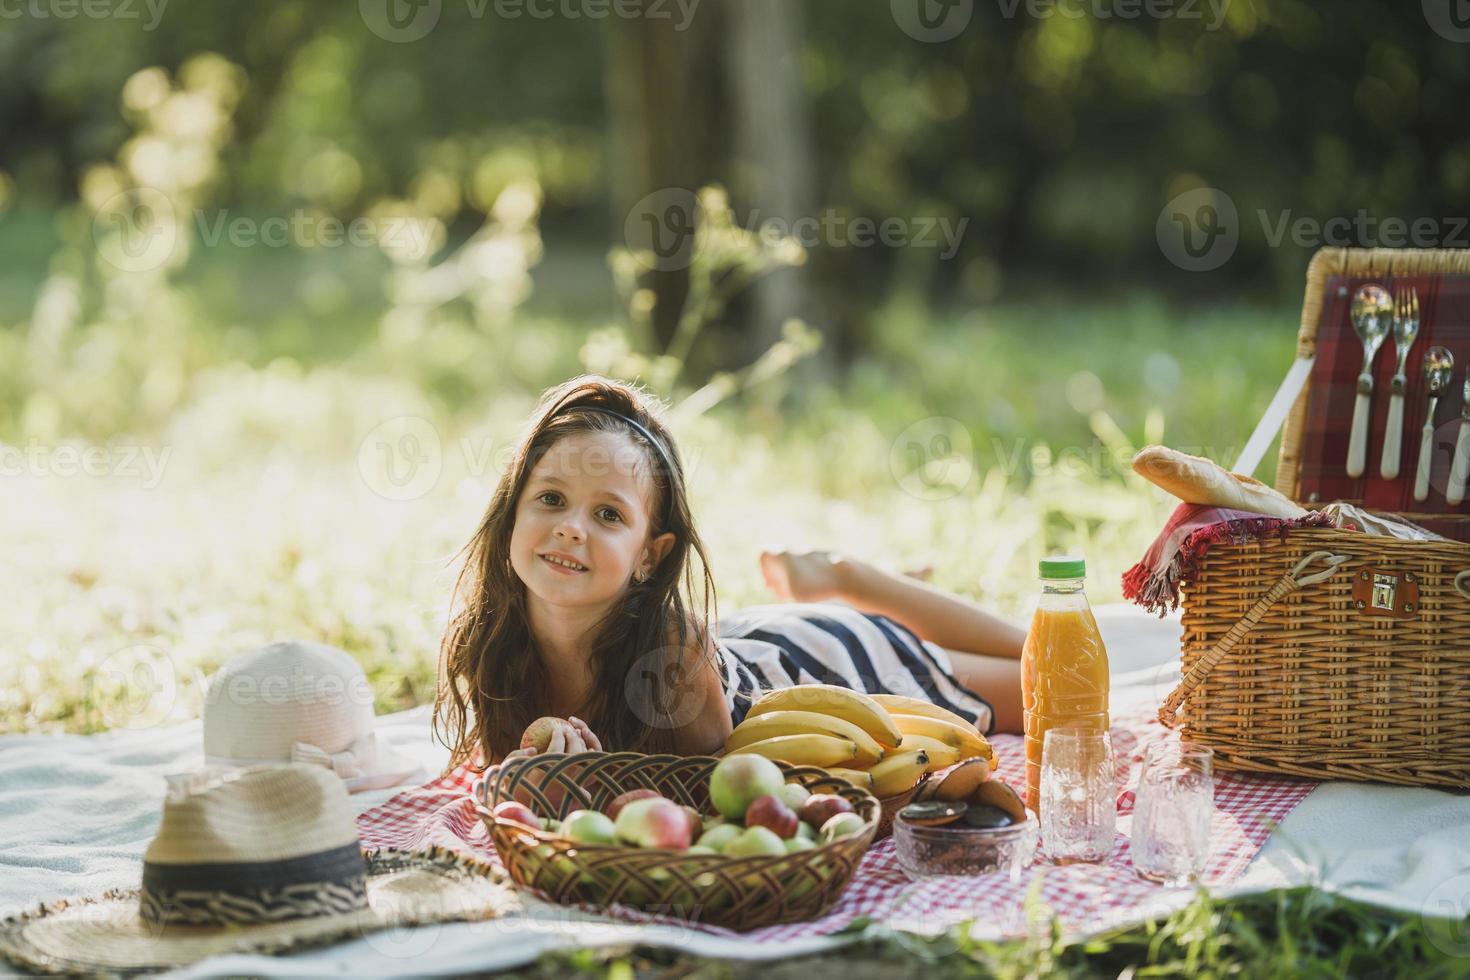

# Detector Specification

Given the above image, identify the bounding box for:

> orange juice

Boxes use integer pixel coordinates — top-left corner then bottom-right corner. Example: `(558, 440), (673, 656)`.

(1021, 556), (1110, 812)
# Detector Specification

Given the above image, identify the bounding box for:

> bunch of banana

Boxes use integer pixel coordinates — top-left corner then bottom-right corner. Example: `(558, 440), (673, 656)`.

(722, 685), (996, 799)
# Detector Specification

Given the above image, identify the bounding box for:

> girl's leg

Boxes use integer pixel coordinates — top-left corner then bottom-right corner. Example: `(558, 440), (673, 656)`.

(761, 550), (1026, 659)
(760, 550), (1027, 734)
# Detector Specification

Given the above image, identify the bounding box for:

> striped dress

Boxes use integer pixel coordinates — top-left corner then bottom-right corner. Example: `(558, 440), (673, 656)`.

(713, 602), (996, 736)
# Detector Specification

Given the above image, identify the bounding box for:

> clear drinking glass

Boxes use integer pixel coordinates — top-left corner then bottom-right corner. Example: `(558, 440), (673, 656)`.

(1039, 727), (1115, 864)
(1132, 741), (1214, 885)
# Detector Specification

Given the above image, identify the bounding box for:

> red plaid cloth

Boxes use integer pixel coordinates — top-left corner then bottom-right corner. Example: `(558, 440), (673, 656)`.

(1298, 272), (1470, 539)
(1121, 502), (1336, 616)
(357, 707), (1316, 941)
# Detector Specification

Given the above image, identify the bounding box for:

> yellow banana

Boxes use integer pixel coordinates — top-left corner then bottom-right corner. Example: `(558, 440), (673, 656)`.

(726, 710), (884, 765)
(870, 694), (983, 734)
(745, 684), (902, 748)
(889, 713), (993, 761)
(867, 748), (931, 797)
(897, 734), (963, 772)
(825, 767), (876, 792)
(727, 733), (859, 768)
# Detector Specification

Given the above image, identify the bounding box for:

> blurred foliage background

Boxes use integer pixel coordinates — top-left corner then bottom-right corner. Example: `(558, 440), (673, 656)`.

(3, 0), (1467, 731)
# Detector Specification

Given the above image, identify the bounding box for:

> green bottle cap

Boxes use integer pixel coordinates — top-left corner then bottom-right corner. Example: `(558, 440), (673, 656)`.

(1039, 556), (1086, 579)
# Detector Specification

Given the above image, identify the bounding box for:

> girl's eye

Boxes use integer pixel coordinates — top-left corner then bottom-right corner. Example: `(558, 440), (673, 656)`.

(599, 508), (622, 523)
(536, 493), (621, 524)
(537, 492), (559, 506)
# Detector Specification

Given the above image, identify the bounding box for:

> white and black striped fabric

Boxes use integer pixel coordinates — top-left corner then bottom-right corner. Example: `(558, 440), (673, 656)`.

(714, 602), (996, 736)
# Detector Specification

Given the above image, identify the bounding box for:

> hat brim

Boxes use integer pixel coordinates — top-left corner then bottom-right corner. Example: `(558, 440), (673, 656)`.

(0, 848), (518, 976)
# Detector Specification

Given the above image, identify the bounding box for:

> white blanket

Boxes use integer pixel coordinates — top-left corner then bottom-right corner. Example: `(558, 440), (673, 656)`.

(3, 605), (1467, 976)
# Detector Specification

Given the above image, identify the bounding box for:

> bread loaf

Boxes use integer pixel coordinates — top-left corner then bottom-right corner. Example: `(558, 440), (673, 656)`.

(1131, 446), (1309, 519)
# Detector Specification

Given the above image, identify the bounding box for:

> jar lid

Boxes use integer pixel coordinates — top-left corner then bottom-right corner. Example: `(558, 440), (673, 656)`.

(1038, 556), (1086, 579)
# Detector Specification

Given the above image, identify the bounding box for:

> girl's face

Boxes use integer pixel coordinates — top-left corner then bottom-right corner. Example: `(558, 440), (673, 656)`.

(510, 429), (672, 611)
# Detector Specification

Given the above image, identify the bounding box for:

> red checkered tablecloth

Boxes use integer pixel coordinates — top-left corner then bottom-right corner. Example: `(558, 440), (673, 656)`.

(357, 707), (1316, 940)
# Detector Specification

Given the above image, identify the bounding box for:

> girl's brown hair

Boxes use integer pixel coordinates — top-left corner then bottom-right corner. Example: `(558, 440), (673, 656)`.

(433, 374), (718, 772)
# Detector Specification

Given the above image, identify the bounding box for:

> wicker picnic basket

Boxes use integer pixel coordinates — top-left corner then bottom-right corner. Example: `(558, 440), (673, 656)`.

(478, 751), (879, 931)
(1161, 247), (1470, 790)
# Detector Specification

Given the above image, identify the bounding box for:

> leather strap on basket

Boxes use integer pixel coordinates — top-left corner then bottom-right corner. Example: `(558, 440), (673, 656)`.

(1158, 550), (1350, 729)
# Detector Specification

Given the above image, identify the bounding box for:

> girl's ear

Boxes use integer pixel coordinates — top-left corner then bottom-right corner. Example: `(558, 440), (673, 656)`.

(638, 531), (676, 580)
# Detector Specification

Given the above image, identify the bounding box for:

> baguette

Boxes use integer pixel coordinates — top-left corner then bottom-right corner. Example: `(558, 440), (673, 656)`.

(1131, 445), (1308, 519)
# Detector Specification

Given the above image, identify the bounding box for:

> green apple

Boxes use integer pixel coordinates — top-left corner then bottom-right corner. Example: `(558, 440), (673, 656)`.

(795, 820), (817, 841)
(783, 836), (815, 854)
(819, 811), (867, 844)
(696, 823), (742, 852)
(709, 755), (785, 820)
(778, 782), (811, 812)
(562, 809), (617, 845)
(723, 825), (786, 858)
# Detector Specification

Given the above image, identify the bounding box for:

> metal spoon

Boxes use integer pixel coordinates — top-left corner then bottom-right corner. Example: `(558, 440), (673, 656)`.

(1381, 288), (1422, 479)
(1414, 346), (1453, 503)
(1347, 285), (1393, 478)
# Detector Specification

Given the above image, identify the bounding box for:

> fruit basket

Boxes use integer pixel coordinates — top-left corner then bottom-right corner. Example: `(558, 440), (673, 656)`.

(477, 751), (880, 930)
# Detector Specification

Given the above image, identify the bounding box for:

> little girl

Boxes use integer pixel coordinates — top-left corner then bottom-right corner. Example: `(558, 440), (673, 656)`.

(433, 375), (1027, 775)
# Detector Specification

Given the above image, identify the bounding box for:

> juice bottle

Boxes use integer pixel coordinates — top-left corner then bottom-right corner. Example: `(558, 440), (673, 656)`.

(1021, 556), (1110, 813)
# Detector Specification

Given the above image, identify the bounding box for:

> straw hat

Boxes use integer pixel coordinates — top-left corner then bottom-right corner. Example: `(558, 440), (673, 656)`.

(0, 766), (516, 975)
(203, 639), (420, 793)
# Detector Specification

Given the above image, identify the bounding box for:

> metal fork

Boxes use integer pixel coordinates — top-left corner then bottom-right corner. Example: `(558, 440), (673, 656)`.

(1379, 287), (1421, 480)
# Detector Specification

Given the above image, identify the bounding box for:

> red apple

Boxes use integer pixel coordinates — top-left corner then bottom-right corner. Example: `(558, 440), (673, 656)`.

(799, 793), (853, 830)
(606, 788), (662, 821)
(492, 800), (540, 830)
(744, 794), (799, 839)
(613, 797), (693, 850)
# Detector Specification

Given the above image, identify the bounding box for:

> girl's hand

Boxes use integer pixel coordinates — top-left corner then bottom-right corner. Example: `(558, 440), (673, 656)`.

(544, 717), (603, 754)
(568, 716), (603, 752)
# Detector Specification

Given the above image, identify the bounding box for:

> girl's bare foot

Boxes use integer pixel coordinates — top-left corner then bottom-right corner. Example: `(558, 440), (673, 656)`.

(759, 549), (844, 602)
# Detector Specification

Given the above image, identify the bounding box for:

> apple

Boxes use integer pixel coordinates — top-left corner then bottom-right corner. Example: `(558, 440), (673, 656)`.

(819, 811), (867, 844)
(709, 754), (785, 820)
(796, 821), (816, 841)
(783, 836), (815, 854)
(696, 823), (742, 852)
(562, 809), (617, 845)
(778, 782), (811, 813)
(686, 845), (717, 856)
(680, 805), (704, 838)
(606, 788), (661, 821)
(492, 800), (540, 829)
(520, 716), (562, 753)
(799, 793), (853, 831)
(744, 794), (799, 839)
(614, 797), (693, 850)
(723, 825), (786, 858)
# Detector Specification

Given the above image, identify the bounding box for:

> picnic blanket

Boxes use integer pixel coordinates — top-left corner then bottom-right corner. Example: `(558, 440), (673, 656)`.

(5, 606), (1470, 977)
(355, 703), (1314, 942)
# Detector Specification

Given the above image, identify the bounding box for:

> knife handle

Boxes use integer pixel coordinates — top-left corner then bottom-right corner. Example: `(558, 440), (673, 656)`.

(1449, 420), (1470, 506)
(1381, 392), (1405, 480)
(1348, 391), (1372, 478)
(1414, 421), (1435, 502)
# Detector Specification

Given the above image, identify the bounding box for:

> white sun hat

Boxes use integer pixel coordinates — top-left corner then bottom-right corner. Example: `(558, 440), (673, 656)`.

(202, 639), (421, 793)
(0, 766), (515, 975)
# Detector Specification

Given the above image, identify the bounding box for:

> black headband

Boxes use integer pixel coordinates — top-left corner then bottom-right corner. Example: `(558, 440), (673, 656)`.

(545, 400), (679, 529)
